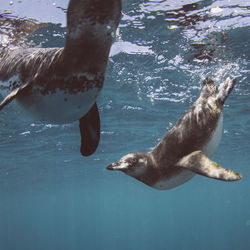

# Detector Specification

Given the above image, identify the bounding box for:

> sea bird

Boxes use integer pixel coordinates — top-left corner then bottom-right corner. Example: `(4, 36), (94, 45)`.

(107, 77), (242, 190)
(0, 0), (122, 156)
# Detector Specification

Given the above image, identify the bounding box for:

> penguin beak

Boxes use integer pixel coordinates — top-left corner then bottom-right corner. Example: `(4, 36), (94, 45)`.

(106, 161), (128, 171)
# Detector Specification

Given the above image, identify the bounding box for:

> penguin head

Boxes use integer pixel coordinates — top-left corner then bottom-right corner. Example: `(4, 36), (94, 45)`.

(107, 152), (149, 178)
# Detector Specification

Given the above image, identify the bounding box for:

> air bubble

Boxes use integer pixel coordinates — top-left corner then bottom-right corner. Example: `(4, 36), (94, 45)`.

(9, 1), (14, 5)
(211, 7), (223, 13)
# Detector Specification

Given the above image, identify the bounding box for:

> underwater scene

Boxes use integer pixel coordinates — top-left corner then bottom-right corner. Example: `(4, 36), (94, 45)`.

(0, 0), (249, 249)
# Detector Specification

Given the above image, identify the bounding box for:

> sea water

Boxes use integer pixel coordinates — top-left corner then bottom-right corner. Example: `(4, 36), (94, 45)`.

(0, 0), (249, 250)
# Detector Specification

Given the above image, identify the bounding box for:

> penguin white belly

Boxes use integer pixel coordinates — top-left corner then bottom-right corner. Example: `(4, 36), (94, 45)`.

(153, 114), (223, 190)
(202, 114), (223, 157)
(16, 88), (99, 124)
(153, 170), (195, 190)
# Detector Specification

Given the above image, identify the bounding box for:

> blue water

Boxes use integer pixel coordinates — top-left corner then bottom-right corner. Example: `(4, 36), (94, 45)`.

(0, 1), (249, 249)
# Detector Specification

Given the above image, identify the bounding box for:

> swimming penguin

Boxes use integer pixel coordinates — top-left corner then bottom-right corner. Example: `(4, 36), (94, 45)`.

(107, 77), (242, 190)
(0, 0), (121, 156)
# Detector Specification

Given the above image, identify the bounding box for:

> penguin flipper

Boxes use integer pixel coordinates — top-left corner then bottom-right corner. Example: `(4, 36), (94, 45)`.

(79, 102), (100, 157)
(217, 78), (236, 105)
(176, 150), (242, 181)
(0, 82), (30, 110)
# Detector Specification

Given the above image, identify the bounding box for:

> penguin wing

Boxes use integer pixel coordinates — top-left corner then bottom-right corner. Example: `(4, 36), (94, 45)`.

(176, 150), (242, 181)
(0, 81), (30, 110)
(0, 47), (64, 110)
(79, 102), (100, 156)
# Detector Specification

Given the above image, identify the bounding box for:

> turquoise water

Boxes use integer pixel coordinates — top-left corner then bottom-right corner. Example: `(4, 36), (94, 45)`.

(0, 0), (250, 249)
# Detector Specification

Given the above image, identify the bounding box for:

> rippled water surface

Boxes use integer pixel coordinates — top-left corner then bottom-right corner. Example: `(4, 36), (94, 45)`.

(0, 1), (249, 250)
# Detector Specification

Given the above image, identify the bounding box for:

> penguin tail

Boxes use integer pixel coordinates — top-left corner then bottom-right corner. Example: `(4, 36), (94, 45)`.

(217, 78), (236, 105)
(202, 76), (215, 86)
(200, 77), (218, 98)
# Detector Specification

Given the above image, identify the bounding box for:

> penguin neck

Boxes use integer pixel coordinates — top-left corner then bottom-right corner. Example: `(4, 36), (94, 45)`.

(64, 0), (121, 73)
(132, 152), (161, 187)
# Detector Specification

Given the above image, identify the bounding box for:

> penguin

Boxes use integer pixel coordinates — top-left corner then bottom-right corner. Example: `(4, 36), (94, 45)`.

(0, 0), (122, 156)
(107, 77), (242, 190)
